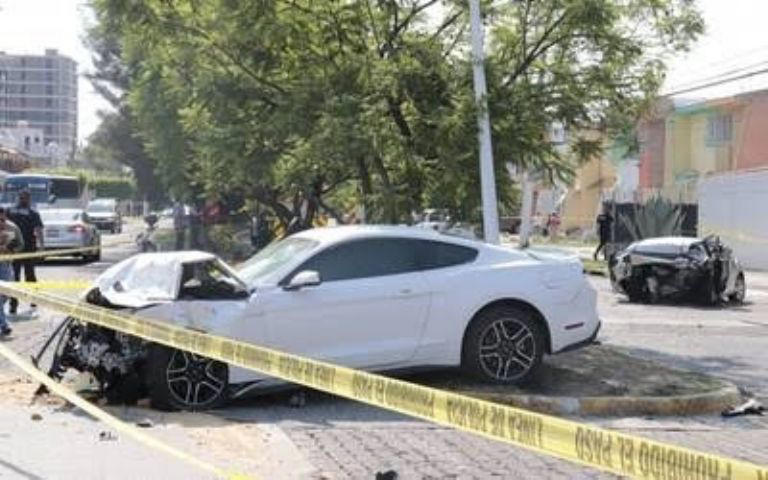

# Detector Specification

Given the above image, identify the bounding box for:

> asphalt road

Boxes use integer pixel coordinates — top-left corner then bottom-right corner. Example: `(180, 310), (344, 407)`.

(0, 233), (766, 479)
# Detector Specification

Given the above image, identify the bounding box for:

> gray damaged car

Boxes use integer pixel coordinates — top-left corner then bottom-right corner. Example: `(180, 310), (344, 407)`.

(609, 236), (746, 305)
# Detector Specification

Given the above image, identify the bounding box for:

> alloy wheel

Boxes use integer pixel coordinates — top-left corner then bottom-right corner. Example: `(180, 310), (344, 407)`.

(166, 350), (226, 407)
(477, 318), (536, 381)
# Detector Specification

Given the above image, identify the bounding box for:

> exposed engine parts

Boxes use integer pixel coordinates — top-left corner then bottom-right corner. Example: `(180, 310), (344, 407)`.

(36, 287), (150, 404)
(609, 235), (746, 305)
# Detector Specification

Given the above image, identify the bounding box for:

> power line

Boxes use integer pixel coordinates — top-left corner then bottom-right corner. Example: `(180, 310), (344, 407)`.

(665, 67), (768, 96)
(666, 59), (768, 92)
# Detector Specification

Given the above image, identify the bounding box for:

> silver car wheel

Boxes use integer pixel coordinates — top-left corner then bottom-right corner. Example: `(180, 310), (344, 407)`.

(166, 350), (226, 407)
(477, 318), (536, 381)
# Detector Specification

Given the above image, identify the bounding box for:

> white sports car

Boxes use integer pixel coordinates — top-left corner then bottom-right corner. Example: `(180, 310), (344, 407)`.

(42, 226), (600, 410)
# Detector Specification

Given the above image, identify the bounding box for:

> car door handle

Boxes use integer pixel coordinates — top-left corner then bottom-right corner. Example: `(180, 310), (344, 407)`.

(399, 288), (413, 295)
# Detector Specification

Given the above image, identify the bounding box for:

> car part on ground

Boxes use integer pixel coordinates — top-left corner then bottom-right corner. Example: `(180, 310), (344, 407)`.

(36, 225), (600, 411)
(609, 235), (745, 305)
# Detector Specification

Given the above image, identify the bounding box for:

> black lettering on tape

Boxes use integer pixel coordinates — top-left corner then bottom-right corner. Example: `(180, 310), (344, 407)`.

(352, 373), (373, 401)
(239, 346), (272, 373)
(624, 437), (736, 480)
(508, 412), (544, 449)
(220, 341), (235, 363)
(618, 438), (635, 475)
(374, 378), (386, 403)
(446, 396), (468, 428)
(575, 427), (612, 469)
(384, 380), (435, 418)
(277, 356), (304, 382)
(313, 364), (335, 390)
(445, 396), (490, 433)
(488, 405), (506, 439)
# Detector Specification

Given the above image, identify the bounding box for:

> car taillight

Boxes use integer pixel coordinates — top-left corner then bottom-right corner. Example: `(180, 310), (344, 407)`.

(68, 225), (85, 234)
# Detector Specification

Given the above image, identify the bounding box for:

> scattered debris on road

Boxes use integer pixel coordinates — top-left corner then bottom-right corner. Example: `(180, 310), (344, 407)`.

(136, 418), (154, 428)
(721, 398), (765, 417)
(375, 470), (398, 480)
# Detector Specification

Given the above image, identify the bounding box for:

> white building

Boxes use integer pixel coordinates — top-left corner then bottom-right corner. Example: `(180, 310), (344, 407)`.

(0, 121), (67, 167)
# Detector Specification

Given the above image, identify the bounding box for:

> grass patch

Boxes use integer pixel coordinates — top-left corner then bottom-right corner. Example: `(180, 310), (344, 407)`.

(581, 258), (607, 276)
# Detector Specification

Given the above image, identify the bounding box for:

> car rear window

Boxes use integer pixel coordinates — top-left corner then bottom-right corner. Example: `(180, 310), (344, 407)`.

(418, 240), (478, 270)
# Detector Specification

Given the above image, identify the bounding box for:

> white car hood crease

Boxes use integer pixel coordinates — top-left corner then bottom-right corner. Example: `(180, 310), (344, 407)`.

(94, 252), (218, 308)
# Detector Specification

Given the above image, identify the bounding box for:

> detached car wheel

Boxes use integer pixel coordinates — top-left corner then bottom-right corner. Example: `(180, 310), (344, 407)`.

(146, 345), (229, 411)
(462, 306), (544, 384)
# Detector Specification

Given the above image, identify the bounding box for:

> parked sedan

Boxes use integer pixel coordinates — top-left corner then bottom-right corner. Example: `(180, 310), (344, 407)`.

(609, 235), (745, 305)
(40, 226), (599, 410)
(86, 198), (122, 233)
(40, 209), (101, 261)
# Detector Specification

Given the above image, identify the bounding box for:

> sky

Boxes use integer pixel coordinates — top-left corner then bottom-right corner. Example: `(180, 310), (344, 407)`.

(1, 0), (768, 144)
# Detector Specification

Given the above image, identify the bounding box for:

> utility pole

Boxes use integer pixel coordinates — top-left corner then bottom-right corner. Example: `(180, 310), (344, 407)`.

(469, 0), (500, 244)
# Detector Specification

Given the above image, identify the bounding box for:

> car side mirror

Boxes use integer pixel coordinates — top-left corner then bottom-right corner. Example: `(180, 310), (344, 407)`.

(48, 194), (57, 204)
(284, 270), (321, 291)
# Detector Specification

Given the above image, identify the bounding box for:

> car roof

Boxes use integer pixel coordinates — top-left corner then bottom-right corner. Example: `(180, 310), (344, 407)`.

(291, 225), (478, 246)
(631, 236), (700, 249)
(628, 236), (704, 255)
(40, 208), (84, 215)
(133, 251), (218, 264)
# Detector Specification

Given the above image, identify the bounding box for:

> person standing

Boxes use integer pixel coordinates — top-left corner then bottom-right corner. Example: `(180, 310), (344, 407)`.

(172, 200), (187, 250)
(8, 190), (43, 315)
(0, 207), (24, 336)
(593, 208), (614, 261)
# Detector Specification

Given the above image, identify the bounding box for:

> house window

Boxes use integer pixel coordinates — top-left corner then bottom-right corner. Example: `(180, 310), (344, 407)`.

(707, 114), (732, 144)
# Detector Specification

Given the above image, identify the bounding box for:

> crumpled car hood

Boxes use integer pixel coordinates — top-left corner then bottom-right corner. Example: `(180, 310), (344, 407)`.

(93, 251), (218, 308)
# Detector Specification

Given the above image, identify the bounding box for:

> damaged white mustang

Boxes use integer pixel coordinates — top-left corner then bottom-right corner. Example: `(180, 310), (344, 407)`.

(39, 226), (600, 411)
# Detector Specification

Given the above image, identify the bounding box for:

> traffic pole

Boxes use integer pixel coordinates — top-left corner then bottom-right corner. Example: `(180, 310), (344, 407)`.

(469, 0), (500, 244)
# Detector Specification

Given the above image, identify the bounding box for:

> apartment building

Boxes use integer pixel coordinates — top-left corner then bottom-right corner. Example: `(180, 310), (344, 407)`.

(0, 49), (77, 161)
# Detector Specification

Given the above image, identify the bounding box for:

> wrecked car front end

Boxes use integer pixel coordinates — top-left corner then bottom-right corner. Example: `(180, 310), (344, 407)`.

(609, 236), (745, 305)
(37, 251), (252, 410)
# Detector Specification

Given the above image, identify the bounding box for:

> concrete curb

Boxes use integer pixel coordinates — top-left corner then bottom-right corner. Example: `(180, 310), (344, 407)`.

(468, 383), (742, 417)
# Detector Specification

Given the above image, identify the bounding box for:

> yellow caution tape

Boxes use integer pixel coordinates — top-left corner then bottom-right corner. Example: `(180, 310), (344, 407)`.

(17, 280), (92, 291)
(1, 283), (765, 479)
(0, 246), (100, 261)
(0, 342), (252, 480)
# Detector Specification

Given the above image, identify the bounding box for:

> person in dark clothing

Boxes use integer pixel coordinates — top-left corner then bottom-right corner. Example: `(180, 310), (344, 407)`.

(593, 209), (614, 261)
(8, 190), (43, 315)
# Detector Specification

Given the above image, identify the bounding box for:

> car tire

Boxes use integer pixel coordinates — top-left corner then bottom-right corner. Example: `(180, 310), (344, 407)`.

(145, 344), (229, 411)
(462, 305), (545, 384)
(729, 274), (746, 304)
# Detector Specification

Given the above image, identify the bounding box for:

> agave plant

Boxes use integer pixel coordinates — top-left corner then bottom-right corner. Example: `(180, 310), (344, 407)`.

(619, 196), (685, 241)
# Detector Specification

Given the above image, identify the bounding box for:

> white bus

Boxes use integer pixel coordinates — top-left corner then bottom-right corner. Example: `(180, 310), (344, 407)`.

(0, 174), (86, 209)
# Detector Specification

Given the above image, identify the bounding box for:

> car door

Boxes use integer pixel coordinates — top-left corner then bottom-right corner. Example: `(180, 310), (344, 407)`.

(255, 237), (432, 368)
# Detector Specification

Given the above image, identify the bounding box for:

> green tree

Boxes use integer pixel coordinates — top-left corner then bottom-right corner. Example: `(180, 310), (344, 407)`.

(82, 5), (166, 204)
(85, 0), (702, 232)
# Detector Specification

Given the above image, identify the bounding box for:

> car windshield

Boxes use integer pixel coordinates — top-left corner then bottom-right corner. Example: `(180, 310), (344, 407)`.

(40, 210), (81, 222)
(87, 203), (114, 213)
(238, 237), (319, 285)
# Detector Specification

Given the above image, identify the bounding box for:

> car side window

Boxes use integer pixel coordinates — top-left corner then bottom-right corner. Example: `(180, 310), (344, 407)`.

(293, 238), (421, 282)
(417, 240), (478, 270)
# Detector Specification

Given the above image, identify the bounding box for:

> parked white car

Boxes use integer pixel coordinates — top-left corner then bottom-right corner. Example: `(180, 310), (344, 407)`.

(40, 208), (101, 261)
(42, 226), (599, 410)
